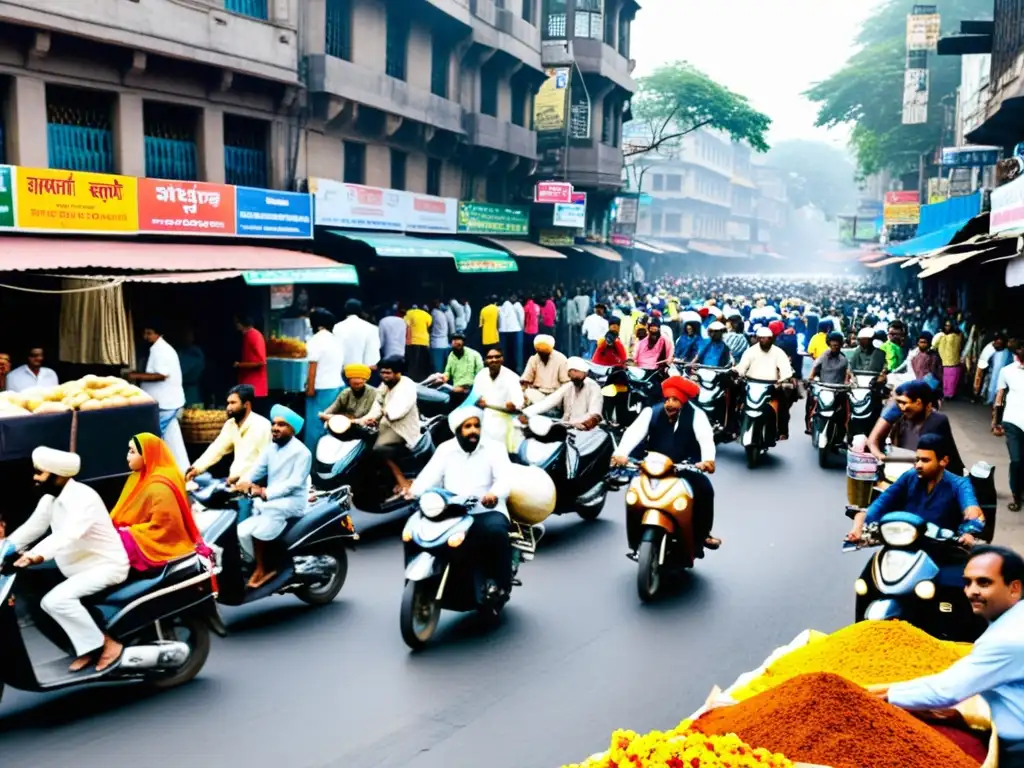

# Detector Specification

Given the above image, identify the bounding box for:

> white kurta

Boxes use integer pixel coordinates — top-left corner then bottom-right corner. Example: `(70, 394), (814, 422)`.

(472, 367), (525, 447)
(6, 479), (129, 655)
(410, 438), (513, 518)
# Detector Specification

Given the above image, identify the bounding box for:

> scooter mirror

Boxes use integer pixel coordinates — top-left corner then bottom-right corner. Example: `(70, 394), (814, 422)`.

(327, 415), (352, 437)
(528, 415), (553, 437)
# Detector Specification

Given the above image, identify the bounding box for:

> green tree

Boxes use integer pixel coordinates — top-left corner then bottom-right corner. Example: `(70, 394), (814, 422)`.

(625, 61), (772, 159)
(765, 140), (860, 218)
(804, 0), (992, 176)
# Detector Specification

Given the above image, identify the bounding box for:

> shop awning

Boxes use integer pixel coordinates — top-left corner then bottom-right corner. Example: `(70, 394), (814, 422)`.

(479, 237), (566, 259)
(58, 266), (360, 286)
(636, 238), (687, 254)
(632, 241), (665, 254)
(859, 251), (885, 263)
(426, 238), (518, 273)
(885, 221), (974, 257)
(917, 245), (1005, 278)
(328, 230), (518, 272)
(866, 256), (912, 269)
(576, 245), (623, 262)
(687, 241), (747, 258)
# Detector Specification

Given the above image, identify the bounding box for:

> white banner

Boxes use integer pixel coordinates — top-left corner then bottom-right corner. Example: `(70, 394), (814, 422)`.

(906, 12), (941, 51)
(902, 68), (929, 125)
(310, 178), (457, 233)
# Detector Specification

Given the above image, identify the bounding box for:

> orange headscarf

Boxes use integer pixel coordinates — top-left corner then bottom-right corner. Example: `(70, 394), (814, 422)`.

(111, 433), (203, 565)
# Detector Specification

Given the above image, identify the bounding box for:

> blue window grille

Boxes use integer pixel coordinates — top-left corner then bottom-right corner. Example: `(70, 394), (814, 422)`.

(47, 91), (114, 173)
(144, 137), (198, 181)
(225, 146), (267, 188)
(225, 0), (268, 20)
(326, 0), (352, 60)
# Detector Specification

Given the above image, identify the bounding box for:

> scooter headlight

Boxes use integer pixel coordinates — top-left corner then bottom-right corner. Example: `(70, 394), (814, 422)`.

(326, 415), (352, 437)
(880, 521), (919, 547)
(641, 453), (673, 478)
(854, 578), (869, 596)
(625, 489), (639, 505)
(818, 390), (835, 407)
(914, 580), (936, 600)
(447, 531), (466, 548)
(672, 497), (688, 512)
(419, 492), (446, 519)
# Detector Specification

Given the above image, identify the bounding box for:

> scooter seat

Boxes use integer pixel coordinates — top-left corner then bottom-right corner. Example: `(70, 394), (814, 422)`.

(89, 555), (204, 620)
(281, 504), (343, 548)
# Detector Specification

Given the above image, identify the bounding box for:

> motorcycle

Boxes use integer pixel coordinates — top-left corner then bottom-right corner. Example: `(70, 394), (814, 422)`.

(588, 363), (675, 436)
(416, 376), (467, 419)
(848, 371), (885, 441)
(810, 381), (850, 468)
(844, 510), (986, 642)
(620, 454), (706, 602)
(513, 415), (614, 521)
(739, 377), (779, 468)
(690, 364), (737, 443)
(192, 481), (357, 607)
(0, 540), (222, 701)
(399, 490), (545, 649)
(311, 414), (451, 513)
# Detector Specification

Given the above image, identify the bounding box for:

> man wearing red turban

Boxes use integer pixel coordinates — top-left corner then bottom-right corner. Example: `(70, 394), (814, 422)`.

(612, 376), (721, 551)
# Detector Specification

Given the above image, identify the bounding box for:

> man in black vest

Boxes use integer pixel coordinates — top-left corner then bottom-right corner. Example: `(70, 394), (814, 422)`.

(612, 376), (721, 551)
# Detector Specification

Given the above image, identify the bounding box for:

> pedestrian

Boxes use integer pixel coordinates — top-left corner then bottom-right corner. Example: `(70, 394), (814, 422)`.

(429, 299), (450, 373)
(581, 303), (609, 359)
(379, 304), (407, 360)
(127, 324), (185, 439)
(303, 308), (344, 449)
(478, 296), (500, 353)
(540, 295), (557, 338)
(6, 345), (59, 393)
(178, 329), (205, 407)
(333, 299), (381, 381)
(234, 315), (268, 415)
(404, 303), (433, 380)
(976, 332), (1012, 407)
(996, 346), (1024, 511)
(522, 296), (540, 354)
(499, 295), (523, 373)
(935, 319), (965, 399)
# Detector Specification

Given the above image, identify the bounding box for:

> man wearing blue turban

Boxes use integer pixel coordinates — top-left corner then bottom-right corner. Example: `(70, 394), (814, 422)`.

(236, 404), (312, 589)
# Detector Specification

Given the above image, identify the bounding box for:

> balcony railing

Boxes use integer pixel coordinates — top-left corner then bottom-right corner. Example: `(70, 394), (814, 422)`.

(225, 146), (268, 188)
(145, 137), (198, 181)
(992, 0), (1024, 85)
(48, 124), (114, 173)
(224, 0), (268, 20)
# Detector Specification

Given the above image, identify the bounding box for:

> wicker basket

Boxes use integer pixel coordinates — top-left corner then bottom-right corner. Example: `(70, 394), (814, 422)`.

(180, 408), (225, 444)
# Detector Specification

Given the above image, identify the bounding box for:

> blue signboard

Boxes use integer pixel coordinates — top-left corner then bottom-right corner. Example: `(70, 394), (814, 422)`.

(940, 146), (1002, 168)
(236, 186), (313, 239)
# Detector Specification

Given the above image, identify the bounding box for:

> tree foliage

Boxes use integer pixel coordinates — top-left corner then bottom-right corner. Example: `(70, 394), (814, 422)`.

(804, 0), (993, 176)
(765, 140), (860, 218)
(625, 61), (772, 159)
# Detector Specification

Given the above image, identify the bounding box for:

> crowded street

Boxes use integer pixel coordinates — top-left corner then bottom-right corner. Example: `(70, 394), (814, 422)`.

(0, 434), (863, 768)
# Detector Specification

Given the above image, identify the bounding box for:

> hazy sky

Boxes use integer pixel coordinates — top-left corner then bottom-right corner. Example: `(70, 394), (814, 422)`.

(631, 0), (880, 147)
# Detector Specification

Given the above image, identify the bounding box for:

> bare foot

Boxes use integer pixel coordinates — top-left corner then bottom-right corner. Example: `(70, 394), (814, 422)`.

(68, 654), (94, 672)
(249, 570), (278, 589)
(704, 536), (722, 550)
(95, 639), (123, 672)
(247, 569), (266, 589)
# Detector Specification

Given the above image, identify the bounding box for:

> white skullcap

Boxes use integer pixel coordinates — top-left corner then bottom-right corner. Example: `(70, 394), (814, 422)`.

(755, 326), (774, 339)
(680, 311), (702, 324)
(708, 321), (726, 332)
(533, 334), (555, 350)
(858, 327), (875, 340)
(566, 356), (590, 373)
(448, 406), (483, 435)
(32, 447), (81, 478)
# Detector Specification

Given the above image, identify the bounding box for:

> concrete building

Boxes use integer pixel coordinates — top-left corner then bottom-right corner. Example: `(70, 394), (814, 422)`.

(0, 0), (547, 201)
(753, 163), (789, 251)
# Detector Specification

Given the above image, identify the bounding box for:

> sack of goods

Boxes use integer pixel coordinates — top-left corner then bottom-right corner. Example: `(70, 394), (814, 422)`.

(0, 375), (153, 418)
(506, 464), (556, 525)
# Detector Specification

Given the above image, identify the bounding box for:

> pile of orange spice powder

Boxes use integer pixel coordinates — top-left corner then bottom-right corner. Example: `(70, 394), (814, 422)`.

(693, 672), (981, 768)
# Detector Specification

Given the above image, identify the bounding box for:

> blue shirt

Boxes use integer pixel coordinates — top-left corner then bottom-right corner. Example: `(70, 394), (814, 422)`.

(246, 435), (312, 516)
(865, 469), (978, 530)
(696, 339), (730, 366)
(889, 601), (1024, 740)
(675, 335), (701, 361)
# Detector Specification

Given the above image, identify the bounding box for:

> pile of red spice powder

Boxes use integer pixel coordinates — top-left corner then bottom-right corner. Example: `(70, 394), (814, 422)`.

(692, 672), (981, 768)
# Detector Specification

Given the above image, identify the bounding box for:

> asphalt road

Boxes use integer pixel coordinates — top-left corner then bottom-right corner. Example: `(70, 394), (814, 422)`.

(0, 435), (867, 768)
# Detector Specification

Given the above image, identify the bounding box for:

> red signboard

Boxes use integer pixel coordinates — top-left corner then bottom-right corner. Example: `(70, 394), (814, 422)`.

(535, 181), (574, 204)
(883, 190), (920, 205)
(138, 178), (236, 234)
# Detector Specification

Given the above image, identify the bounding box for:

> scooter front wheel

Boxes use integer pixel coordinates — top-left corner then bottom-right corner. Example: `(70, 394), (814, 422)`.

(400, 580), (441, 650)
(745, 445), (759, 469)
(818, 446), (830, 469)
(637, 533), (663, 603)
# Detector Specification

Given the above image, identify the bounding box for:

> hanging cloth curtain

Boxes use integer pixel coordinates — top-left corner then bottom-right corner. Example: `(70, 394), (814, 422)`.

(59, 278), (135, 366)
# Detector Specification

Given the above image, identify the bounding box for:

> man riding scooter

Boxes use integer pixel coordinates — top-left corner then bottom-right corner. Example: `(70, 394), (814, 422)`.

(805, 331), (851, 435)
(611, 376), (721, 552)
(522, 357), (603, 430)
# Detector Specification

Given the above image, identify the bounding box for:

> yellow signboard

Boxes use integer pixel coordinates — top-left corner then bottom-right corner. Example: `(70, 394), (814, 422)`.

(16, 167), (138, 233)
(534, 67), (570, 133)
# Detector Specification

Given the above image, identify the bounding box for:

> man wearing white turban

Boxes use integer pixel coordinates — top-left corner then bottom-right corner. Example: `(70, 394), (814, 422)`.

(522, 357), (603, 430)
(409, 406), (514, 599)
(520, 334), (569, 405)
(2, 447), (130, 672)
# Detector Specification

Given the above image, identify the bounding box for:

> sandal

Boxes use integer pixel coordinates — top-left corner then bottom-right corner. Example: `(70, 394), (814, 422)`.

(993, 426), (1005, 437)
(1009, 501), (1021, 513)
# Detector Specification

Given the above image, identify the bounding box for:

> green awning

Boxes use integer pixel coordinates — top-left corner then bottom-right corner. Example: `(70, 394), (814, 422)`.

(328, 230), (517, 273)
(243, 266), (359, 286)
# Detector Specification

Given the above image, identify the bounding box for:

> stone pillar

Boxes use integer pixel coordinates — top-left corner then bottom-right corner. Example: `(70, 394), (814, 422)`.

(113, 92), (145, 177)
(7, 76), (48, 168)
(198, 104), (225, 183)
(269, 117), (290, 189)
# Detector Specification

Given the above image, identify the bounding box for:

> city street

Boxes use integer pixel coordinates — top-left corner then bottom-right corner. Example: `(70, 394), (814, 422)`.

(1, 436), (865, 768)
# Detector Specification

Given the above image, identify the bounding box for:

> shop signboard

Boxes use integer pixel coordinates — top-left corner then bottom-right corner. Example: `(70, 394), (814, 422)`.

(991, 174), (1024, 235)
(883, 190), (921, 225)
(906, 9), (940, 51)
(0, 165), (13, 228)
(456, 202), (530, 235)
(236, 186), (313, 239)
(16, 167), (138, 233)
(138, 178), (235, 235)
(535, 181), (573, 204)
(553, 192), (586, 228)
(243, 265), (359, 286)
(405, 193), (458, 234)
(901, 68), (929, 125)
(311, 178), (404, 230)
(610, 233), (634, 247)
(534, 67), (570, 134)
(940, 146), (1001, 168)
(539, 229), (574, 246)
(270, 284), (295, 309)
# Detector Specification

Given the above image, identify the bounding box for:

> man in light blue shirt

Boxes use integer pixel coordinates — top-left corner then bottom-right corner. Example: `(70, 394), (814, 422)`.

(878, 546), (1024, 766)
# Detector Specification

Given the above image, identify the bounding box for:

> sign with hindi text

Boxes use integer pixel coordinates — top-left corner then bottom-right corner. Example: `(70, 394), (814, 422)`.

(138, 178), (235, 235)
(457, 202), (530, 236)
(883, 190), (921, 225)
(0, 166), (14, 228)
(15, 167), (138, 233)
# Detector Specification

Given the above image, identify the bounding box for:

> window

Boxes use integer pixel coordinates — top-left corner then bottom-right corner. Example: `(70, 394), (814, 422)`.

(326, 0), (351, 60)
(225, 0), (267, 19)
(480, 65), (499, 117)
(542, 0), (566, 38)
(511, 77), (528, 127)
(224, 114), (268, 188)
(385, 8), (408, 81)
(431, 33), (449, 98)
(344, 141), (366, 184)
(427, 157), (442, 196)
(390, 149), (406, 190)
(651, 174), (664, 191)
(575, 0), (603, 39)
(46, 86), (115, 173)
(666, 174), (681, 192)
(604, 5), (616, 44)
(651, 212), (662, 234)
(601, 95), (615, 144)
(618, 16), (630, 56)
(486, 174), (504, 203)
(143, 101), (198, 180)
(522, 0), (533, 24)
(665, 213), (682, 233)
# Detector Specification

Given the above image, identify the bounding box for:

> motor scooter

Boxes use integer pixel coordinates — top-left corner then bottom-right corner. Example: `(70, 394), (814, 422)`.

(848, 371), (885, 441)
(399, 490), (548, 649)
(739, 377), (778, 468)
(192, 481), (358, 607)
(811, 381), (850, 468)
(311, 414), (451, 513)
(0, 541), (222, 702)
(844, 510), (986, 642)
(416, 376), (467, 418)
(513, 415), (614, 521)
(619, 453), (706, 602)
(689, 364), (737, 443)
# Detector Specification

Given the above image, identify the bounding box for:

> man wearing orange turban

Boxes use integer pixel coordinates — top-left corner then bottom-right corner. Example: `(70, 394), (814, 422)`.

(612, 376), (721, 552)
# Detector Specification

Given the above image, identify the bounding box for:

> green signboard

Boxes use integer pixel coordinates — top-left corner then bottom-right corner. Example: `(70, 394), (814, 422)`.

(457, 202), (530, 236)
(0, 166), (14, 228)
(453, 255), (518, 274)
(243, 266), (359, 286)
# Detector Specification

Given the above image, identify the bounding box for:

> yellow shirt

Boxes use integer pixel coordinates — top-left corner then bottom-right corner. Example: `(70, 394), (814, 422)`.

(406, 308), (432, 347)
(807, 332), (828, 360)
(479, 304), (500, 346)
(191, 412), (272, 479)
(934, 331), (963, 367)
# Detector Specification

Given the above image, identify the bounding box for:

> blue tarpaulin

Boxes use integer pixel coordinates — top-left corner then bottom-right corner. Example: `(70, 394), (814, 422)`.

(885, 191), (983, 256)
